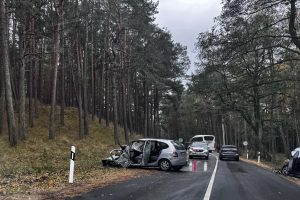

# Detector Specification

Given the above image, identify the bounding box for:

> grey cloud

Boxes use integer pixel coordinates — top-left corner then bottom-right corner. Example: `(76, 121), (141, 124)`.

(155, 0), (222, 75)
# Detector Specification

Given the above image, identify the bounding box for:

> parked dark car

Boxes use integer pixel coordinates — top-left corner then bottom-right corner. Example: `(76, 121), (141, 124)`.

(219, 145), (239, 161)
(281, 147), (300, 177)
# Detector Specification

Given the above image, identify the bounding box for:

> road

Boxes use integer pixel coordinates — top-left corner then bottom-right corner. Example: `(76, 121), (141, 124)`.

(68, 154), (300, 200)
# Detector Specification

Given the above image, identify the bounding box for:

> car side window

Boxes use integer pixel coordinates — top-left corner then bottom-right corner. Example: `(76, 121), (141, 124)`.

(159, 142), (169, 149)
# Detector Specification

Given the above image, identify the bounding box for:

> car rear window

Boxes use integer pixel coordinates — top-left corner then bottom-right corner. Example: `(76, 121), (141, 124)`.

(171, 141), (185, 150)
(204, 136), (214, 141)
(191, 137), (203, 142)
(222, 147), (237, 151)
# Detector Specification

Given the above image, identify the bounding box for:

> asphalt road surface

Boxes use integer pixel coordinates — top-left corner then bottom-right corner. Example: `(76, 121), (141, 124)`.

(69, 154), (300, 200)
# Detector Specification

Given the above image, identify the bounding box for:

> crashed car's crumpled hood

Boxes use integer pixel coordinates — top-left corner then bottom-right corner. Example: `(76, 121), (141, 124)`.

(102, 146), (132, 168)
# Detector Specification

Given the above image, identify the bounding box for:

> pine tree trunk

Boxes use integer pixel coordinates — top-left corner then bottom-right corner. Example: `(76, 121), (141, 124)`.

(127, 70), (133, 133)
(38, 40), (44, 102)
(112, 71), (120, 145)
(76, 31), (84, 139)
(133, 73), (139, 133)
(98, 60), (105, 124)
(154, 88), (159, 138)
(32, 18), (38, 118)
(150, 88), (154, 137)
(118, 82), (122, 125)
(83, 25), (89, 135)
(122, 77), (129, 144)
(1, 0), (17, 146)
(0, 49), (5, 135)
(19, 25), (26, 140)
(11, 16), (17, 104)
(60, 8), (65, 126)
(144, 82), (148, 137)
(277, 109), (289, 156)
(105, 66), (110, 127)
(29, 18), (34, 128)
(34, 50), (39, 118)
(253, 85), (263, 152)
(49, 13), (61, 139)
(91, 22), (95, 121)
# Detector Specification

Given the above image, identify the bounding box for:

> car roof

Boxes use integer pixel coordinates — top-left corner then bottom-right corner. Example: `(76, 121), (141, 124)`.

(222, 145), (237, 148)
(137, 138), (173, 143)
(192, 135), (215, 138)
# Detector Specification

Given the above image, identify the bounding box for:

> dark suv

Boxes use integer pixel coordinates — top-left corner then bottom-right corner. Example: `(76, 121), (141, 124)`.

(219, 145), (239, 161)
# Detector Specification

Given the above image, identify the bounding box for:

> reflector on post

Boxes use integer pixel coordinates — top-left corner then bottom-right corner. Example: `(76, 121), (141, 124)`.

(69, 146), (76, 183)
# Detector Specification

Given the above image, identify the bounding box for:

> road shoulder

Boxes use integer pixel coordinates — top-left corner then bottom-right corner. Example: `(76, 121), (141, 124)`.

(240, 157), (300, 186)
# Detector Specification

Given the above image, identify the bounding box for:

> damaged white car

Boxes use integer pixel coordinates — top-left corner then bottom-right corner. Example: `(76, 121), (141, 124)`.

(102, 138), (188, 171)
(281, 147), (300, 177)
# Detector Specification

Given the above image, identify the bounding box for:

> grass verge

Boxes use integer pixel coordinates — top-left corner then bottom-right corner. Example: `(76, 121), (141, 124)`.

(0, 104), (146, 199)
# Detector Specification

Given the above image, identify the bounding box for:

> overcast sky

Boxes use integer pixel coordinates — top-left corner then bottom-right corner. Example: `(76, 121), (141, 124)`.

(155, 0), (222, 76)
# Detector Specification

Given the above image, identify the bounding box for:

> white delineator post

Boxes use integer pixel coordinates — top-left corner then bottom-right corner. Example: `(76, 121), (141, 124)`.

(258, 151), (260, 164)
(247, 150), (249, 160)
(204, 161), (208, 172)
(69, 146), (76, 183)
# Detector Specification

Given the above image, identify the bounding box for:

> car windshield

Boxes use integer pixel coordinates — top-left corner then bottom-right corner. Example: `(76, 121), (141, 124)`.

(191, 142), (207, 148)
(131, 141), (145, 152)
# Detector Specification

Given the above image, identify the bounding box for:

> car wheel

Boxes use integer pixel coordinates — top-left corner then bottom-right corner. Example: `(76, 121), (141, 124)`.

(281, 164), (289, 176)
(159, 159), (171, 171)
(235, 157), (239, 161)
(206, 155), (209, 160)
(219, 156), (222, 160)
(189, 155), (193, 159)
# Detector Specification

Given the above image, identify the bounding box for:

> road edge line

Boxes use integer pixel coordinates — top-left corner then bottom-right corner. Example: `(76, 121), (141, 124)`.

(203, 154), (219, 200)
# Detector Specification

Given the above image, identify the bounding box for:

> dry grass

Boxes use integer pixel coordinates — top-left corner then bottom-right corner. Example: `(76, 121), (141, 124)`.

(0, 104), (143, 198)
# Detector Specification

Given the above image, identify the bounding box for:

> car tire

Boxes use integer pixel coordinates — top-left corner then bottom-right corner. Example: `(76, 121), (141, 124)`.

(205, 155), (209, 160)
(159, 159), (171, 171)
(281, 164), (289, 176)
(235, 157), (239, 161)
(189, 155), (193, 159)
(219, 156), (222, 160)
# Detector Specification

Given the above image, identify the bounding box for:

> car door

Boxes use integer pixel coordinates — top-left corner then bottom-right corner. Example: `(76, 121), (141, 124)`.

(294, 151), (300, 173)
(141, 140), (151, 166)
(290, 151), (299, 172)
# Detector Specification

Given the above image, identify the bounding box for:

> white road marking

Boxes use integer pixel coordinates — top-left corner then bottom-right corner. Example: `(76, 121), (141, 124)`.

(203, 154), (219, 200)
(189, 160), (193, 171)
(204, 161), (208, 172)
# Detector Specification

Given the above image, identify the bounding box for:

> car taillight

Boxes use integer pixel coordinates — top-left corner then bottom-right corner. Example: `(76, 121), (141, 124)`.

(172, 151), (178, 157)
